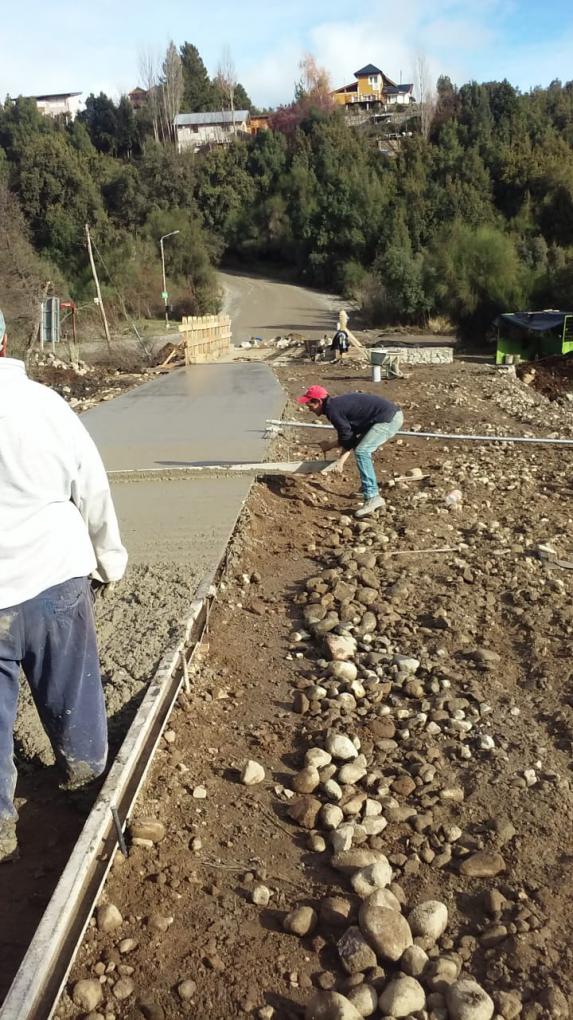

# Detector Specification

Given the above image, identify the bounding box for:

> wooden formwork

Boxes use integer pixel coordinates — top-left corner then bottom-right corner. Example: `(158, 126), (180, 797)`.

(178, 313), (232, 364)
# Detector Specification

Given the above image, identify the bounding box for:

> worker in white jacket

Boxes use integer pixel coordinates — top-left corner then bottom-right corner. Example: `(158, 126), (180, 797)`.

(0, 308), (127, 863)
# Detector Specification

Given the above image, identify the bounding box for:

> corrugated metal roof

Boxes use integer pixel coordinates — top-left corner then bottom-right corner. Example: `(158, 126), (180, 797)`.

(33, 92), (81, 100)
(174, 110), (250, 126)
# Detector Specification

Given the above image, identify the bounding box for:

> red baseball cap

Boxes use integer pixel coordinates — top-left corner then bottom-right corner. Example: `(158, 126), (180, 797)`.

(297, 385), (329, 405)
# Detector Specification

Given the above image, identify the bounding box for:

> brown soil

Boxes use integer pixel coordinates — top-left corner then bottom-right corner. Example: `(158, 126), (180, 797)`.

(27, 352), (152, 412)
(517, 353), (573, 401)
(53, 359), (573, 1020)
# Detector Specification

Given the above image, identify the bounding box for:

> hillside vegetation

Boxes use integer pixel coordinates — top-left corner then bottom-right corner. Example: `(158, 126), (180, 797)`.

(2, 43), (573, 342)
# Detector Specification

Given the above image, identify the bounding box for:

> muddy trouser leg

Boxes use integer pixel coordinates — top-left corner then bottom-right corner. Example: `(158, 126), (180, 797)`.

(354, 411), (404, 499)
(0, 607), (22, 846)
(21, 578), (108, 789)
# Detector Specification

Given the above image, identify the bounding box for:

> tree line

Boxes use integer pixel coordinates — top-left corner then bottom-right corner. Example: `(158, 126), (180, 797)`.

(1, 41), (572, 342)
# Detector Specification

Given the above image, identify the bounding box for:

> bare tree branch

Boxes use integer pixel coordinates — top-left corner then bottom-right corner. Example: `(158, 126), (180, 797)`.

(138, 47), (161, 142)
(161, 41), (184, 145)
(414, 52), (435, 140)
(215, 45), (238, 133)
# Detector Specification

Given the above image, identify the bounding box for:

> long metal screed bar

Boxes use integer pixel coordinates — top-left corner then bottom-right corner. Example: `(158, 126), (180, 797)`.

(265, 419), (573, 448)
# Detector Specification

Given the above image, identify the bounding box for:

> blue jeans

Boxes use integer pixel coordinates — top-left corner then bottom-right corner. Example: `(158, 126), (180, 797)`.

(0, 577), (107, 830)
(354, 411), (404, 499)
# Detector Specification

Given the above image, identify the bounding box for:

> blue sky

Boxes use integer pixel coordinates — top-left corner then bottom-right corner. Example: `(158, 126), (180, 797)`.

(1, 0), (572, 108)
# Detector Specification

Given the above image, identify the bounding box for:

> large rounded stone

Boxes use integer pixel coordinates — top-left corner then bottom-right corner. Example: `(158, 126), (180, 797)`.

(325, 634), (357, 662)
(338, 761), (367, 785)
(305, 991), (363, 1020)
(408, 900), (448, 941)
(359, 903), (413, 962)
(346, 984), (378, 1017)
(459, 851), (505, 878)
(379, 975), (426, 1017)
(320, 896), (356, 928)
(365, 888), (402, 913)
(331, 849), (386, 875)
(241, 760), (265, 785)
(400, 944), (429, 978)
(96, 903), (122, 932)
(283, 906), (317, 937)
(128, 818), (166, 844)
(288, 796), (322, 829)
(350, 859), (393, 898)
(446, 979), (495, 1020)
(72, 980), (103, 1012)
(328, 661), (358, 683)
(326, 734), (358, 761)
(321, 804), (344, 830)
(306, 748), (332, 768)
(293, 766), (321, 794)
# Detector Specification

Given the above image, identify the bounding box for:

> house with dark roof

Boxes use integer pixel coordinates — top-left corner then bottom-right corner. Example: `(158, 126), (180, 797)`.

(174, 110), (251, 152)
(331, 64), (414, 110)
(128, 87), (149, 110)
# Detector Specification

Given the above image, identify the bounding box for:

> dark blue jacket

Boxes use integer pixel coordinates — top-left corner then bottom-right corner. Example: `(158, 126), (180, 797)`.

(323, 392), (400, 450)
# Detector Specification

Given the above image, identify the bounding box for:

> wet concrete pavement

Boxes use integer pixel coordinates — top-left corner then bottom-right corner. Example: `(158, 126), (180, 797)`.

(83, 362), (283, 471)
(83, 362), (284, 570)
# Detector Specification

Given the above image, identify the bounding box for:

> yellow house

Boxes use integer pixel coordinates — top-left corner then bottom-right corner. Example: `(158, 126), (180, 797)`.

(332, 64), (414, 109)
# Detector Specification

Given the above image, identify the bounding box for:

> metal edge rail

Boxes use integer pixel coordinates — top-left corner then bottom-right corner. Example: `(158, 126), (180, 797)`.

(0, 492), (249, 1020)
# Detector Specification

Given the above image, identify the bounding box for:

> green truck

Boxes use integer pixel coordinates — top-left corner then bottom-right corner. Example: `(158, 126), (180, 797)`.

(496, 310), (573, 365)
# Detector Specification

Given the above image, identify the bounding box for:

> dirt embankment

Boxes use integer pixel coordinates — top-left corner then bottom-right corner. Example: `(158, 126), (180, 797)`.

(517, 353), (573, 402)
(54, 359), (573, 1020)
(27, 352), (152, 412)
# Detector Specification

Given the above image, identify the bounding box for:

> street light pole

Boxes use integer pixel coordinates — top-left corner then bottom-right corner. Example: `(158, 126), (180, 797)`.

(159, 230), (180, 329)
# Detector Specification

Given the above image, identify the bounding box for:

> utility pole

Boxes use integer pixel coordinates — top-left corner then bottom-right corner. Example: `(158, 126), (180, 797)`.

(159, 230), (180, 329)
(85, 224), (112, 352)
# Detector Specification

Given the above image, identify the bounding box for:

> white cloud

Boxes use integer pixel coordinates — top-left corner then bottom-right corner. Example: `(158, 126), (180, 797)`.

(1, 0), (572, 111)
(240, 0), (573, 107)
(240, 0), (508, 107)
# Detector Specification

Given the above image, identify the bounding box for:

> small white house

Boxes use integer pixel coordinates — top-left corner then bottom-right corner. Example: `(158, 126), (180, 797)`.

(175, 110), (250, 153)
(32, 92), (82, 119)
(383, 85), (415, 106)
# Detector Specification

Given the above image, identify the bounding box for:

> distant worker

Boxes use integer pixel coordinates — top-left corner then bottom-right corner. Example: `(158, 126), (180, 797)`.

(331, 328), (350, 361)
(0, 308), (128, 864)
(297, 385), (404, 518)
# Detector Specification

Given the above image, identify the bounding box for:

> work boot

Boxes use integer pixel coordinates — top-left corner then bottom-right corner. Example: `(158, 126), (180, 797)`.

(355, 494), (385, 518)
(0, 822), (19, 864)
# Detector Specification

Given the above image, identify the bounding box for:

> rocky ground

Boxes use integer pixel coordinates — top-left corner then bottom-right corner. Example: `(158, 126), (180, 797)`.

(27, 351), (152, 412)
(53, 359), (572, 1020)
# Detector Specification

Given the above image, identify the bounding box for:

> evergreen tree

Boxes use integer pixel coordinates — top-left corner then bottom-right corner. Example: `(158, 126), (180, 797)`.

(180, 42), (215, 111)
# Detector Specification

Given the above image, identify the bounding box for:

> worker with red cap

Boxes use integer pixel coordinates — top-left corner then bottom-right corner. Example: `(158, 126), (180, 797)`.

(297, 385), (403, 517)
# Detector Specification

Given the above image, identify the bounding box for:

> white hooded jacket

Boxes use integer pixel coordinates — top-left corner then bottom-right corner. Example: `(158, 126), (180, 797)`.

(0, 358), (127, 609)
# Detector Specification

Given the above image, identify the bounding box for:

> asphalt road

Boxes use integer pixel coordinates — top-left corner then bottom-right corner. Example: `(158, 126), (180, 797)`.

(221, 269), (341, 345)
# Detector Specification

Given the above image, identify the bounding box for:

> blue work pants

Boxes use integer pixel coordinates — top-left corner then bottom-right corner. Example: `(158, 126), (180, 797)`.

(354, 411), (404, 499)
(0, 577), (107, 830)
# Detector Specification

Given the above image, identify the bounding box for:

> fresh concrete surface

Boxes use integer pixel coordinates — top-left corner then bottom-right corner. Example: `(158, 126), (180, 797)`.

(83, 362), (284, 570)
(83, 362), (284, 472)
(108, 476), (251, 567)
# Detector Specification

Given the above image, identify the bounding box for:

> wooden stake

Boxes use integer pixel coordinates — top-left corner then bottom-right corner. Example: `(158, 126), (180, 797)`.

(85, 224), (112, 352)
